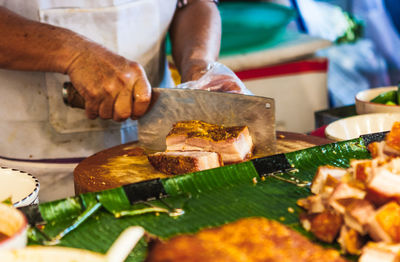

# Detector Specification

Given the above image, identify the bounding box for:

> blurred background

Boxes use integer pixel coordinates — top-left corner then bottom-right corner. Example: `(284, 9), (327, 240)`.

(179, 0), (399, 133)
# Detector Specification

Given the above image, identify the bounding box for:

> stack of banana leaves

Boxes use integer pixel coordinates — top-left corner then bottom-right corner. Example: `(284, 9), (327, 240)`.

(21, 132), (386, 261)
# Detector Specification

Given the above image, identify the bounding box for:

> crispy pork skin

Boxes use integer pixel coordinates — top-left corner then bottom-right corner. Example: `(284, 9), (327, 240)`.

(337, 225), (365, 255)
(165, 120), (254, 163)
(298, 122), (400, 256)
(310, 166), (348, 194)
(350, 159), (372, 183)
(297, 194), (325, 214)
(359, 242), (400, 262)
(368, 202), (400, 243)
(368, 142), (384, 159)
(366, 168), (400, 205)
(343, 199), (375, 235)
(300, 210), (343, 243)
(146, 217), (347, 262)
(385, 122), (400, 153)
(328, 183), (366, 214)
(147, 151), (222, 175)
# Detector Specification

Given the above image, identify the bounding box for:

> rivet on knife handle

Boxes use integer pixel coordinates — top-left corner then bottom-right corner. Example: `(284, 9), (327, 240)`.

(62, 82), (85, 109)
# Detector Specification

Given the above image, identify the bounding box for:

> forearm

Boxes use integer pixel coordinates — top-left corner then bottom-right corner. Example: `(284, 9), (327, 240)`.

(0, 7), (90, 74)
(169, 0), (221, 82)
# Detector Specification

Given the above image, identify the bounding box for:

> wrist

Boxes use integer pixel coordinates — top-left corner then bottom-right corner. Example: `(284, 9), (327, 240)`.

(180, 59), (214, 82)
(56, 29), (96, 75)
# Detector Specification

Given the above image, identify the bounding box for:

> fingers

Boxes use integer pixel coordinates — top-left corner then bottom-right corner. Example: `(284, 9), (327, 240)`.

(99, 96), (115, 119)
(113, 87), (132, 121)
(113, 64), (151, 121)
(84, 89), (101, 120)
(200, 75), (242, 94)
(71, 59), (151, 121)
(131, 74), (151, 118)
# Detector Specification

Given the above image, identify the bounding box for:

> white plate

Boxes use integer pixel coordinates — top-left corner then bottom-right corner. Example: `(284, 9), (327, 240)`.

(325, 113), (400, 141)
(0, 167), (40, 207)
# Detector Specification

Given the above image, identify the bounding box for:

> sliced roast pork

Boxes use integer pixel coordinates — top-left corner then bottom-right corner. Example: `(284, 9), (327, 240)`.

(337, 225), (365, 255)
(350, 159), (373, 183)
(343, 199), (375, 235)
(385, 122), (400, 154)
(166, 120), (254, 163)
(366, 167), (400, 205)
(147, 151), (223, 175)
(300, 210), (343, 243)
(310, 166), (348, 194)
(297, 194), (325, 214)
(359, 242), (400, 262)
(367, 201), (400, 243)
(328, 183), (366, 214)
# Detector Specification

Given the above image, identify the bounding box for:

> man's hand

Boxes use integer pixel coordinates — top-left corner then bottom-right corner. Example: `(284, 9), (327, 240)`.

(196, 74), (244, 94)
(67, 45), (151, 121)
(0, 7), (151, 122)
(183, 60), (248, 95)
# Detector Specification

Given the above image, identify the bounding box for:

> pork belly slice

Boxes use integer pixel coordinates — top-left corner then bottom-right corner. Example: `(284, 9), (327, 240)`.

(366, 167), (400, 205)
(328, 183), (366, 214)
(343, 199), (375, 235)
(359, 242), (400, 262)
(367, 201), (400, 243)
(166, 120), (254, 163)
(368, 141), (385, 159)
(350, 159), (372, 183)
(337, 225), (365, 255)
(300, 210), (343, 243)
(297, 194), (325, 214)
(310, 166), (348, 194)
(368, 142), (400, 160)
(385, 122), (400, 153)
(385, 157), (400, 174)
(147, 151), (223, 175)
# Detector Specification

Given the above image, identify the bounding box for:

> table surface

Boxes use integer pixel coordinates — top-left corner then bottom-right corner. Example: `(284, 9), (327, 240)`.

(74, 131), (333, 194)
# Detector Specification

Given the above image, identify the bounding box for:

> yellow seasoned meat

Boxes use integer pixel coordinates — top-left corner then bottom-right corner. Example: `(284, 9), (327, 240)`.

(146, 217), (347, 262)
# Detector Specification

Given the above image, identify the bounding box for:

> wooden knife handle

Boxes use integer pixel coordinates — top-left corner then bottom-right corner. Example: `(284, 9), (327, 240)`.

(62, 82), (85, 109)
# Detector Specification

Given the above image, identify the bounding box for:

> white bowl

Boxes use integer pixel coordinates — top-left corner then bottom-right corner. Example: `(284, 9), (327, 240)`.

(355, 86), (400, 114)
(0, 203), (28, 250)
(325, 113), (400, 141)
(0, 167), (40, 207)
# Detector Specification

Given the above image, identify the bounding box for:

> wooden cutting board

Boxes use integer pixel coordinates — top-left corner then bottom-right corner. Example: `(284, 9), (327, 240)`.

(74, 131), (332, 194)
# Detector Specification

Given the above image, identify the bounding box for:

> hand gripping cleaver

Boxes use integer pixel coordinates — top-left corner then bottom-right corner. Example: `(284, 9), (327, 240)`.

(63, 83), (276, 156)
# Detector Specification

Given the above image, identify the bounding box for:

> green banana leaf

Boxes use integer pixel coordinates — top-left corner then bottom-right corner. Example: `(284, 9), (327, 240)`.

(28, 137), (372, 261)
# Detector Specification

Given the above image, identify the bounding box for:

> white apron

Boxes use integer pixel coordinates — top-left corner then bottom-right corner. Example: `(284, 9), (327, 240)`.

(0, 0), (176, 201)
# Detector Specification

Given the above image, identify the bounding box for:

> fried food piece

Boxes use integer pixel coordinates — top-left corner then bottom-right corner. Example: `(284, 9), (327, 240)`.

(385, 122), (400, 152)
(368, 201), (400, 243)
(337, 226), (366, 255)
(166, 120), (254, 163)
(310, 166), (347, 194)
(146, 217), (347, 262)
(300, 210), (343, 243)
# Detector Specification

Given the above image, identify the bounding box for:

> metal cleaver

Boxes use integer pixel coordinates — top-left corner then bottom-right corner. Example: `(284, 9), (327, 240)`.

(63, 83), (276, 156)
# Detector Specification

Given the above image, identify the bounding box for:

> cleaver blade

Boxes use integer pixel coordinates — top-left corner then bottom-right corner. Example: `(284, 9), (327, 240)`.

(62, 83), (276, 156)
(138, 88), (276, 156)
